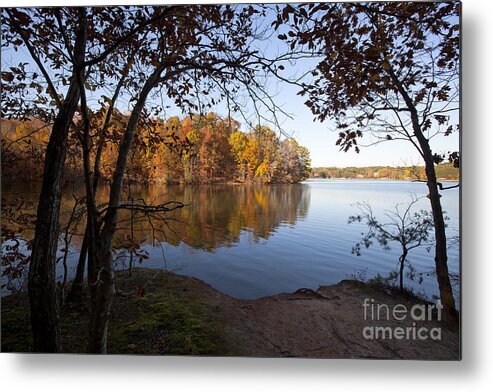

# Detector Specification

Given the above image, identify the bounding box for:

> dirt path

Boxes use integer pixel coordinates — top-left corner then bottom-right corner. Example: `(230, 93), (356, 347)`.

(219, 281), (459, 359)
(159, 273), (460, 359)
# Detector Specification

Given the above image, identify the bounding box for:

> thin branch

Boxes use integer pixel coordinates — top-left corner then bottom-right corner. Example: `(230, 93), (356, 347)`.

(6, 9), (62, 107)
(83, 6), (178, 67)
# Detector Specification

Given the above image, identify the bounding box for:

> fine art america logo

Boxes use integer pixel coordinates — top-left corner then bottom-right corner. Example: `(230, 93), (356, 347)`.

(362, 298), (443, 341)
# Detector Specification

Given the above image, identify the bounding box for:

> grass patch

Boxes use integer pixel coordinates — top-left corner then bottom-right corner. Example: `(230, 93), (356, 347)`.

(1, 294), (33, 352)
(1, 269), (232, 355)
(342, 271), (432, 304)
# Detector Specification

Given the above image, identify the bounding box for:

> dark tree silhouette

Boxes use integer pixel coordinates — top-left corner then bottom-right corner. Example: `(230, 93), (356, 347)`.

(349, 196), (435, 292)
(2, 4), (300, 353)
(275, 2), (459, 320)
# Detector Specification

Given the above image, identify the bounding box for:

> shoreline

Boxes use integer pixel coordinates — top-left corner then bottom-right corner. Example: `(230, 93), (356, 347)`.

(1, 268), (460, 359)
(304, 177), (460, 182)
(1, 176), (460, 188)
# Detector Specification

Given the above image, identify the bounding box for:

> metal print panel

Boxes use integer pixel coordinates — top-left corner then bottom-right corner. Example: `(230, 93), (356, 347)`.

(1, 1), (461, 359)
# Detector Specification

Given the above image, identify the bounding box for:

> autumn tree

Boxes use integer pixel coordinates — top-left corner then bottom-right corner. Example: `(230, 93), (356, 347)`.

(195, 113), (235, 181)
(179, 116), (200, 183)
(3, 8), (90, 352)
(70, 4), (295, 352)
(275, 138), (311, 183)
(2, 5), (184, 352)
(0, 119), (50, 180)
(275, 2), (460, 320)
(229, 129), (249, 181)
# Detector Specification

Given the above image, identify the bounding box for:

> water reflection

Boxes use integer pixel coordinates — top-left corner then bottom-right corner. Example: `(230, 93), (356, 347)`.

(2, 180), (459, 300)
(158, 185), (310, 250)
(1, 182), (311, 252)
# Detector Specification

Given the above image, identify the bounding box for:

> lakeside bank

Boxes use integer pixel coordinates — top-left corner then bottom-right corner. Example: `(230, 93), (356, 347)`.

(1, 268), (460, 359)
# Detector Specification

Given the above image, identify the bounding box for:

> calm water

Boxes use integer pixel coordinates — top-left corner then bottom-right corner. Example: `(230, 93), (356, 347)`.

(1, 180), (460, 300)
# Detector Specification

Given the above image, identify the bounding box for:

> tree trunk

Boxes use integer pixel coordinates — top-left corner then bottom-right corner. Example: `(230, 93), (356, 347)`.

(28, 78), (81, 352)
(28, 9), (87, 352)
(86, 235), (115, 353)
(399, 250), (407, 292)
(412, 116), (457, 320)
(129, 196), (134, 275)
(87, 66), (164, 353)
(67, 67), (127, 306)
(387, 67), (457, 321)
(422, 151), (457, 319)
(66, 235), (88, 304)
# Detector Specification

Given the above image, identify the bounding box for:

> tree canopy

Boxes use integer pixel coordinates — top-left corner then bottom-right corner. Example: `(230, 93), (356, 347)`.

(275, 2), (459, 164)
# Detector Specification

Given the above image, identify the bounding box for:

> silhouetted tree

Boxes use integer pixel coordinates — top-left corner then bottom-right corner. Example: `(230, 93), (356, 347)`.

(275, 2), (459, 319)
(349, 195), (435, 292)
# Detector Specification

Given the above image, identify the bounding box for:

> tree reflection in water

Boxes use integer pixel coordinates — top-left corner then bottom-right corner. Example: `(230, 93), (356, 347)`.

(2, 182), (311, 253)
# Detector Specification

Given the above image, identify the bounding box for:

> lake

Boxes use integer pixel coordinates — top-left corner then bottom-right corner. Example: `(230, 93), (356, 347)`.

(1, 179), (460, 301)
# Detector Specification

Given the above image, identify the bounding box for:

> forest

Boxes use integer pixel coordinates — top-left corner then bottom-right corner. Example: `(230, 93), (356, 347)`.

(1, 113), (311, 184)
(311, 163), (459, 181)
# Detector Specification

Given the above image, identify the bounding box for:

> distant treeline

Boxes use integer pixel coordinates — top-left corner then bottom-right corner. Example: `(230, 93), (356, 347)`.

(1, 113), (311, 185)
(311, 163), (459, 181)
